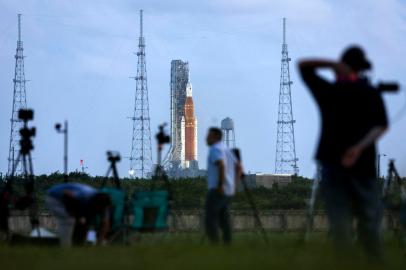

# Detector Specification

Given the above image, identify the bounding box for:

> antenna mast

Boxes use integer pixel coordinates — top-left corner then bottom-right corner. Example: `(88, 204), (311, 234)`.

(7, 14), (28, 175)
(275, 18), (299, 175)
(129, 10), (153, 179)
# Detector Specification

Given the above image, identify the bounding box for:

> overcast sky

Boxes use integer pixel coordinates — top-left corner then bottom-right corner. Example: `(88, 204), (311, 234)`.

(0, 0), (405, 178)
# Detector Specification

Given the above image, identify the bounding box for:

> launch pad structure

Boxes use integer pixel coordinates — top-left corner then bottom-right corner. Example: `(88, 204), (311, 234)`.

(164, 60), (201, 178)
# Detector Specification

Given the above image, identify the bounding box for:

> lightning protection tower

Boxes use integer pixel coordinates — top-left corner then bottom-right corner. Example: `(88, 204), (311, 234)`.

(7, 14), (28, 175)
(274, 18), (298, 175)
(129, 10), (153, 179)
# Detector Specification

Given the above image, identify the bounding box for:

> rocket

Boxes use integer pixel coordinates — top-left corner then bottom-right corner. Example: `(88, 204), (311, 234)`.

(183, 82), (198, 167)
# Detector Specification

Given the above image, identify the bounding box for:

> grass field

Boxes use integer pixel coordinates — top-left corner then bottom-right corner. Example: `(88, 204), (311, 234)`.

(0, 233), (405, 270)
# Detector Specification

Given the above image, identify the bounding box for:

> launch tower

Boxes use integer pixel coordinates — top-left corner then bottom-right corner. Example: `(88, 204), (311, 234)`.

(166, 60), (199, 175)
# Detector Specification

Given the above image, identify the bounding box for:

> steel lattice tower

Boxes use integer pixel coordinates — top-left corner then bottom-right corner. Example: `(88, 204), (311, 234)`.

(129, 10), (153, 179)
(275, 18), (298, 175)
(7, 14), (27, 175)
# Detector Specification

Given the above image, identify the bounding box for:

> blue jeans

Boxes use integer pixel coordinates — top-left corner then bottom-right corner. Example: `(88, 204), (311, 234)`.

(320, 163), (383, 257)
(205, 189), (232, 244)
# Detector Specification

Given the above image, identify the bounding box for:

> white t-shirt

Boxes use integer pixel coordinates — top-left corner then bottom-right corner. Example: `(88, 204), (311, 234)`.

(207, 142), (237, 196)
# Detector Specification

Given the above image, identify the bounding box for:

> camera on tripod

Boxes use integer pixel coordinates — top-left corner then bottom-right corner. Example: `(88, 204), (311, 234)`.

(18, 109), (36, 154)
(156, 123), (170, 146)
(107, 151), (121, 163)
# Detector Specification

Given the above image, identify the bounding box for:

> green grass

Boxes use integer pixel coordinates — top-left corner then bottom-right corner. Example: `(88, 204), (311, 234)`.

(0, 233), (404, 270)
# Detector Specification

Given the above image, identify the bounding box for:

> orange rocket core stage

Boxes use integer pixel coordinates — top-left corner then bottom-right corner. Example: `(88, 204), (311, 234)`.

(184, 96), (196, 161)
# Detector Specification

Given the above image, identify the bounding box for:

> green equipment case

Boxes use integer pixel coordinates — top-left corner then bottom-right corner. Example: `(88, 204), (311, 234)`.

(100, 187), (125, 232)
(131, 190), (169, 231)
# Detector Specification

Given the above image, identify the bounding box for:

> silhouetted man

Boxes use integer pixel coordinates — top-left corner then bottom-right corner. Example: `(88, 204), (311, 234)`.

(205, 127), (238, 244)
(298, 46), (388, 257)
(46, 183), (111, 246)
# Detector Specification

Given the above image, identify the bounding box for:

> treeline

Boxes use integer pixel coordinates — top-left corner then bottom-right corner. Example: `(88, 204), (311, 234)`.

(0, 173), (323, 210)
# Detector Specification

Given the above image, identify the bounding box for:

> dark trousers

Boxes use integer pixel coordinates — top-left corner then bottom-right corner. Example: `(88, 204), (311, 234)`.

(320, 163), (383, 257)
(204, 189), (232, 244)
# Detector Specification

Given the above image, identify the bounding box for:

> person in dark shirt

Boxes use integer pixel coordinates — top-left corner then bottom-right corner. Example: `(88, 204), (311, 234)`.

(298, 46), (388, 258)
(46, 183), (111, 246)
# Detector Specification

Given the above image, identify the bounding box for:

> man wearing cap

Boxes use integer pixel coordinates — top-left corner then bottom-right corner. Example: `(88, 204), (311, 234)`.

(298, 46), (388, 257)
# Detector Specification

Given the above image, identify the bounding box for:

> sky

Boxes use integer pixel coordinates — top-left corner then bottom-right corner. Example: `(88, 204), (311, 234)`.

(0, 0), (405, 178)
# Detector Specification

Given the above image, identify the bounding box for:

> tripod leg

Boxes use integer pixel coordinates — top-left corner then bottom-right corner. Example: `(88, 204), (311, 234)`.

(28, 153), (34, 177)
(390, 162), (406, 250)
(101, 167), (112, 188)
(26, 153), (40, 236)
(241, 178), (268, 244)
(111, 162), (121, 189)
(304, 165), (321, 241)
(0, 153), (21, 236)
(10, 153), (22, 177)
(382, 165), (392, 197)
(22, 155), (29, 179)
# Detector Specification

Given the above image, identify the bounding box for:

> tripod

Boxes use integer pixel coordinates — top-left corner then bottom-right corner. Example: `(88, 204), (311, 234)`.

(152, 125), (187, 234)
(0, 109), (39, 237)
(101, 151), (131, 245)
(240, 174), (269, 244)
(304, 163), (322, 241)
(103, 151), (121, 189)
(232, 148), (268, 244)
(382, 159), (404, 198)
(382, 160), (406, 248)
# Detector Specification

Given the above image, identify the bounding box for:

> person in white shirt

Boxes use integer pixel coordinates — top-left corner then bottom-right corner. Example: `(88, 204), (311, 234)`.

(205, 127), (240, 244)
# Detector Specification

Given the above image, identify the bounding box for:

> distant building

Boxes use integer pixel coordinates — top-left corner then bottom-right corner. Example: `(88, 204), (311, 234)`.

(242, 173), (293, 190)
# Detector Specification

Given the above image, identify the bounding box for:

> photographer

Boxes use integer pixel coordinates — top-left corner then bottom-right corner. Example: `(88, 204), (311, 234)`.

(46, 183), (111, 246)
(298, 46), (388, 257)
(205, 127), (240, 244)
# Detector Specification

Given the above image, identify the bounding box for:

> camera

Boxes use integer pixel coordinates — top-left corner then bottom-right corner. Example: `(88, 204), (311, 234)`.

(17, 109), (36, 154)
(156, 123), (170, 145)
(107, 151), (121, 163)
(20, 126), (36, 139)
(377, 82), (399, 93)
(18, 109), (34, 121)
(19, 126), (35, 154)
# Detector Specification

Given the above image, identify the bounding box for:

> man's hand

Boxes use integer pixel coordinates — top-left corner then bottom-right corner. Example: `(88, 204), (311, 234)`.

(342, 127), (387, 168)
(342, 145), (363, 168)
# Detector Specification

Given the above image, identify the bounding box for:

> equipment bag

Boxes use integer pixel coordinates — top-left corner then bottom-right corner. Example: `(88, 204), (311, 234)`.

(131, 190), (169, 231)
(100, 187), (125, 232)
